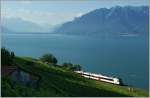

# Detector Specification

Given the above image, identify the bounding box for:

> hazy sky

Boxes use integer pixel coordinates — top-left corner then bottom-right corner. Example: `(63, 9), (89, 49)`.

(1, 0), (149, 25)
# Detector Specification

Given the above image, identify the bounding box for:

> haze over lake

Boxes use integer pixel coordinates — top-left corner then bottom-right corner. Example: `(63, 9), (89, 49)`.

(2, 33), (149, 90)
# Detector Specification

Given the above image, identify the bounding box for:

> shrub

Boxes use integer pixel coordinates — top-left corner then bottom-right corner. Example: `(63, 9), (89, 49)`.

(62, 63), (82, 71)
(72, 64), (82, 71)
(40, 53), (57, 64)
(1, 47), (15, 66)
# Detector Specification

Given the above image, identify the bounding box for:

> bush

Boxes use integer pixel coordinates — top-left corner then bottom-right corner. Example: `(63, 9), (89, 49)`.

(62, 63), (81, 71)
(1, 47), (15, 66)
(40, 53), (57, 64)
(72, 64), (81, 71)
(25, 61), (34, 66)
(62, 62), (73, 70)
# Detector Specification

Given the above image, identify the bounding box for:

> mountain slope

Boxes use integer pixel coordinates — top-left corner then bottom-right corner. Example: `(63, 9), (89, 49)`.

(2, 18), (50, 33)
(1, 56), (149, 97)
(1, 26), (14, 33)
(55, 6), (149, 37)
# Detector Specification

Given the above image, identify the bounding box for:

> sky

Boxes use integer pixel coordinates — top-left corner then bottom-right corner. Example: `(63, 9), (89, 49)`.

(1, 0), (149, 25)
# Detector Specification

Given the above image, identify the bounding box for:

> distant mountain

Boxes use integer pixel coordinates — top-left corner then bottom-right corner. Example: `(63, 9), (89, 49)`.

(2, 18), (51, 33)
(1, 26), (13, 33)
(55, 6), (149, 37)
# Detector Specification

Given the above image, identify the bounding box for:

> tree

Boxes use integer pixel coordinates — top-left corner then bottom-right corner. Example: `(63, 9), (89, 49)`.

(40, 53), (57, 64)
(10, 52), (15, 64)
(72, 64), (81, 71)
(10, 52), (15, 59)
(62, 62), (73, 68)
(1, 47), (15, 66)
(62, 63), (82, 71)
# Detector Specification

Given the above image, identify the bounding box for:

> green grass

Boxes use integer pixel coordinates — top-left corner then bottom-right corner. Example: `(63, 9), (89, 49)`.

(1, 56), (149, 97)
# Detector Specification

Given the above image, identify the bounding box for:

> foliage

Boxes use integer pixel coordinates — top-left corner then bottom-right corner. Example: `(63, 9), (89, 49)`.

(72, 64), (82, 71)
(1, 47), (15, 66)
(62, 62), (81, 71)
(40, 53), (57, 64)
(62, 62), (73, 69)
(1, 56), (149, 97)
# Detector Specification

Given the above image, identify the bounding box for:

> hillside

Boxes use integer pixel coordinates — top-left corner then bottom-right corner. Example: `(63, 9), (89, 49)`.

(55, 6), (149, 37)
(1, 56), (149, 97)
(1, 26), (13, 33)
(2, 18), (50, 33)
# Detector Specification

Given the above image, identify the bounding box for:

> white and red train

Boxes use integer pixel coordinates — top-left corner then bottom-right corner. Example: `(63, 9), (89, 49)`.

(75, 71), (120, 85)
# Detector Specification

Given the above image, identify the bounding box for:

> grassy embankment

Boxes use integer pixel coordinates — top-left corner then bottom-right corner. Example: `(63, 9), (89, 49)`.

(1, 56), (149, 97)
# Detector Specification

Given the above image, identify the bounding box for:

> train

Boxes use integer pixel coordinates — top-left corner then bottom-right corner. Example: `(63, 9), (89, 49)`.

(75, 71), (120, 85)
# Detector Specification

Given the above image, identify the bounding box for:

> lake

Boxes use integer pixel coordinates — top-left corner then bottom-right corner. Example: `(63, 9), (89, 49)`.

(2, 33), (149, 90)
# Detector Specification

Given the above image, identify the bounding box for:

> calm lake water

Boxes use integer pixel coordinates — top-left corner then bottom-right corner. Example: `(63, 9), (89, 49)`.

(2, 33), (149, 90)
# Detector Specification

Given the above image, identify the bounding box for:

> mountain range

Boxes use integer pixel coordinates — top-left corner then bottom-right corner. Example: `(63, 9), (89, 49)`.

(1, 6), (149, 37)
(55, 6), (149, 37)
(1, 18), (54, 33)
